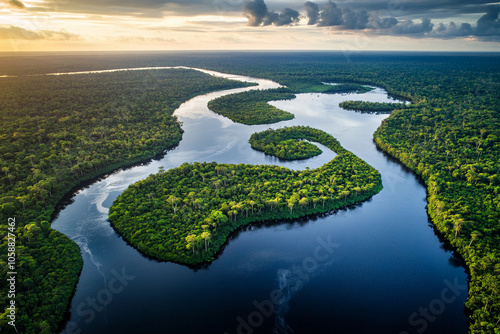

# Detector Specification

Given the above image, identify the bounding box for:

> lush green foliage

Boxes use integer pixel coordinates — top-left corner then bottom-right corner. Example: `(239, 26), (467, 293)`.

(249, 127), (323, 160)
(187, 53), (499, 333)
(207, 88), (295, 125)
(375, 105), (500, 334)
(2, 52), (500, 333)
(0, 220), (82, 334)
(339, 100), (407, 113)
(109, 126), (382, 264)
(314, 83), (373, 94)
(0, 68), (251, 333)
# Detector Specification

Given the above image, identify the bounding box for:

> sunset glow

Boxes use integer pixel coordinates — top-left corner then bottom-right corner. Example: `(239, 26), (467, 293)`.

(1, 1), (499, 52)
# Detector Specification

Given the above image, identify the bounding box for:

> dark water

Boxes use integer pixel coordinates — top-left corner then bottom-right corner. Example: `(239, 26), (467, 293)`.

(52, 69), (468, 334)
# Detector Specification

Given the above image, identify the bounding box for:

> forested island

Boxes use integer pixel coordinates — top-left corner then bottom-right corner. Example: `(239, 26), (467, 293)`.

(0, 52), (498, 333)
(249, 127), (323, 160)
(207, 88), (295, 125)
(109, 126), (381, 264)
(0, 68), (251, 333)
(339, 100), (407, 113)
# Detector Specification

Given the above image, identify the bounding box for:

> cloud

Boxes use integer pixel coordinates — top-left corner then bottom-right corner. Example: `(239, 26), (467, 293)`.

(0, 25), (80, 40)
(304, 1), (319, 25)
(38, 0), (218, 18)
(368, 16), (398, 29)
(244, 0), (269, 26)
(317, 1), (343, 27)
(378, 5), (500, 40)
(243, 0), (299, 26)
(429, 22), (473, 38)
(341, 7), (369, 30)
(275, 8), (300, 26)
(6, 0), (25, 8)
(387, 18), (434, 35)
(476, 5), (500, 37)
(291, 1), (500, 41)
(308, 1), (384, 30)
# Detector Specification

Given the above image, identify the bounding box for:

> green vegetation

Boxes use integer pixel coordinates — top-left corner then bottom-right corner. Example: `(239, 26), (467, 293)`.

(312, 83), (373, 94)
(375, 104), (500, 333)
(2, 53), (500, 333)
(339, 100), (407, 113)
(109, 126), (382, 264)
(0, 220), (82, 334)
(249, 127), (323, 160)
(207, 88), (295, 125)
(187, 53), (499, 333)
(0, 68), (251, 333)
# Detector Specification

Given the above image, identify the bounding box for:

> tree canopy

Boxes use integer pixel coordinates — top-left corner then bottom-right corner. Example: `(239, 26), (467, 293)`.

(109, 126), (382, 264)
(0, 68), (251, 333)
(339, 100), (407, 113)
(207, 88), (295, 125)
(249, 127), (323, 160)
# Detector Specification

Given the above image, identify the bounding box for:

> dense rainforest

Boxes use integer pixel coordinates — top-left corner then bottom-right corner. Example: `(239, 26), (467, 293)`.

(0, 68), (251, 333)
(249, 127), (323, 160)
(109, 126), (381, 264)
(0, 52), (499, 333)
(207, 88), (295, 125)
(339, 100), (407, 113)
(178, 53), (499, 334)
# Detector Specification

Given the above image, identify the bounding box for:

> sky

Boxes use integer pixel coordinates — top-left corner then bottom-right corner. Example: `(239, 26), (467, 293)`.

(0, 0), (499, 52)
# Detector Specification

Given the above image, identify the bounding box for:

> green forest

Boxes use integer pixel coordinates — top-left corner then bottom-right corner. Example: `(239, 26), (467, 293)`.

(109, 126), (382, 264)
(249, 127), (323, 160)
(159, 53), (499, 333)
(307, 83), (373, 94)
(0, 52), (499, 333)
(0, 68), (250, 333)
(339, 100), (407, 113)
(374, 103), (500, 333)
(207, 88), (295, 125)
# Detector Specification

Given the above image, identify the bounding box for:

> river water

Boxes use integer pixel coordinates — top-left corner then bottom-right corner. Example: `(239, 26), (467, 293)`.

(52, 68), (468, 334)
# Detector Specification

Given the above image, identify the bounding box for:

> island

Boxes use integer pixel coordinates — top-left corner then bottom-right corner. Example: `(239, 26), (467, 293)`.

(249, 126), (323, 160)
(109, 126), (382, 264)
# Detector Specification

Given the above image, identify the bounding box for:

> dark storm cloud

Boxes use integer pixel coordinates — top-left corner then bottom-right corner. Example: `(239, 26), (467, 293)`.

(21, 0), (499, 20)
(298, 1), (500, 41)
(304, 1), (319, 25)
(429, 22), (473, 38)
(301, 0), (500, 18)
(275, 8), (301, 26)
(243, 0), (300, 26)
(388, 17), (434, 35)
(312, 1), (391, 30)
(341, 8), (369, 29)
(476, 5), (500, 37)
(368, 16), (399, 29)
(317, 0), (343, 26)
(244, 0), (269, 26)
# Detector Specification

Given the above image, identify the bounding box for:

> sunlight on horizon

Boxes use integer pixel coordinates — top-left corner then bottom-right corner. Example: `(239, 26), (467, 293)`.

(0, 0), (499, 52)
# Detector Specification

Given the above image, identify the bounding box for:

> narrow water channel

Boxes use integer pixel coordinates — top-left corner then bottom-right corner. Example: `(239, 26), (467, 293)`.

(52, 68), (468, 334)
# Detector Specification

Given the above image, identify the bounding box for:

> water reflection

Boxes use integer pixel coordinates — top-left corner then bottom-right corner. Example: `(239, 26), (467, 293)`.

(51, 68), (467, 334)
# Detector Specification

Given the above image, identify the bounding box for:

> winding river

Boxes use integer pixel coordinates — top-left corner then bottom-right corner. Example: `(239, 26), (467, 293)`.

(52, 68), (468, 334)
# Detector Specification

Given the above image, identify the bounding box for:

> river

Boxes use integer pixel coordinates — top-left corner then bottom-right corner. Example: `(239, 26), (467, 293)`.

(52, 68), (468, 334)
